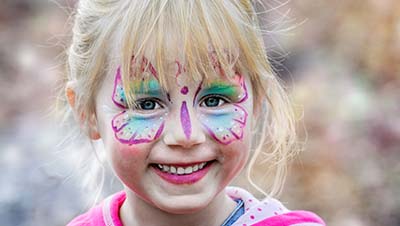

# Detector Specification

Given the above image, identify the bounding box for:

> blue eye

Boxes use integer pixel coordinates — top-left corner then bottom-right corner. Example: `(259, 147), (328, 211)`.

(135, 98), (163, 110)
(200, 95), (228, 108)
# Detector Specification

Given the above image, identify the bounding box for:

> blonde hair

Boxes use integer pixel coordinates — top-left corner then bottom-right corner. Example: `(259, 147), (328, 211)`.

(64, 0), (298, 197)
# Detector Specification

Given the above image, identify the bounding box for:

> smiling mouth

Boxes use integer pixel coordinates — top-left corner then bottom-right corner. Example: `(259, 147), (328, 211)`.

(151, 161), (215, 184)
(153, 161), (209, 174)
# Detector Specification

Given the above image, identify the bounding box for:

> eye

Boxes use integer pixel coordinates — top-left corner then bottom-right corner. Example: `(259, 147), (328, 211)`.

(135, 98), (163, 111)
(200, 95), (229, 108)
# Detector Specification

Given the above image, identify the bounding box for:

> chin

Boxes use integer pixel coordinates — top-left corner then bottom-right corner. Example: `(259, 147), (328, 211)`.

(154, 194), (212, 214)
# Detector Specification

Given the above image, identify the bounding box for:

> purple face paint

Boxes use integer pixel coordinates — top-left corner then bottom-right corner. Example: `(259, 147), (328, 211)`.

(112, 67), (127, 108)
(198, 105), (247, 145)
(136, 56), (158, 79)
(196, 74), (249, 145)
(112, 111), (165, 145)
(180, 86), (189, 95)
(111, 66), (165, 145)
(175, 61), (183, 78)
(180, 101), (192, 140)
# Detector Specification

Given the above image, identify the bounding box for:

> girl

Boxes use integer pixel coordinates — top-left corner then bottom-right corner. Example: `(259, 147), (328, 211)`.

(64, 0), (325, 225)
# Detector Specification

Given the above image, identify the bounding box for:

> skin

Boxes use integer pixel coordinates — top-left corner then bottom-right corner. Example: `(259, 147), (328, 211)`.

(91, 58), (254, 226)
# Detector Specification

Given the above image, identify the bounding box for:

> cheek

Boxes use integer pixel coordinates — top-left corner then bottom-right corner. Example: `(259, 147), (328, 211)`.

(109, 143), (147, 176)
(112, 111), (165, 145)
(198, 104), (248, 145)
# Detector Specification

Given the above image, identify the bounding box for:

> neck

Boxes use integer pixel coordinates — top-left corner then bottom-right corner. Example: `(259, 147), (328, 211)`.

(120, 188), (237, 226)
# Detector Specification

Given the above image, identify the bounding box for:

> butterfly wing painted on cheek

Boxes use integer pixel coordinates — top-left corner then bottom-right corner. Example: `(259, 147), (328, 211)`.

(111, 68), (165, 145)
(198, 74), (249, 145)
(111, 111), (165, 145)
(199, 104), (248, 145)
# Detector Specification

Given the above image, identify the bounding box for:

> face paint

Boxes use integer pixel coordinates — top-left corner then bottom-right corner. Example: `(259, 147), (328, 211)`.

(180, 86), (189, 95)
(196, 74), (248, 145)
(131, 78), (162, 95)
(112, 111), (165, 145)
(175, 61), (184, 79)
(112, 67), (128, 108)
(111, 67), (165, 145)
(132, 56), (158, 79)
(198, 105), (247, 145)
(180, 101), (192, 140)
(167, 93), (171, 102)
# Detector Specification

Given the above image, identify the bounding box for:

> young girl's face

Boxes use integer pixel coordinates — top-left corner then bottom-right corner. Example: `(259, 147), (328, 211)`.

(95, 58), (254, 213)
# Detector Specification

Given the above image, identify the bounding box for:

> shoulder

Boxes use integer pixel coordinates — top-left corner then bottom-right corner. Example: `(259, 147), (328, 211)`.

(66, 191), (126, 226)
(225, 187), (325, 226)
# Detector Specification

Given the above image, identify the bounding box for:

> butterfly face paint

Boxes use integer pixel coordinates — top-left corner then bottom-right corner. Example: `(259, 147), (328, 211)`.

(196, 74), (248, 145)
(180, 101), (192, 139)
(111, 67), (166, 145)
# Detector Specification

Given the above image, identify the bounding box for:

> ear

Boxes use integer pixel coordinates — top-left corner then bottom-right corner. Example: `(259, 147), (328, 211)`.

(66, 81), (101, 140)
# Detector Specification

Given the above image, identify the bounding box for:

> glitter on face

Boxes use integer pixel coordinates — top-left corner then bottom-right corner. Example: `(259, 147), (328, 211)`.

(111, 67), (165, 145)
(198, 105), (247, 145)
(180, 101), (192, 140)
(111, 67), (127, 108)
(196, 74), (248, 145)
(112, 111), (165, 145)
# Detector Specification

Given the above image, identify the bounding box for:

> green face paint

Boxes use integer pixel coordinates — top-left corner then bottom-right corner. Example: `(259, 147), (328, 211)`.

(112, 67), (165, 145)
(199, 81), (241, 101)
(131, 78), (162, 96)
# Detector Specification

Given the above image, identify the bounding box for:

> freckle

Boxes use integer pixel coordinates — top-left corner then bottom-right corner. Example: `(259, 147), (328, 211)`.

(274, 211), (278, 215)
(257, 208), (262, 211)
(250, 215), (255, 220)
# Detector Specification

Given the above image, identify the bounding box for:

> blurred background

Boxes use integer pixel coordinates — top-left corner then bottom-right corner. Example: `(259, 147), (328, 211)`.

(0, 0), (399, 225)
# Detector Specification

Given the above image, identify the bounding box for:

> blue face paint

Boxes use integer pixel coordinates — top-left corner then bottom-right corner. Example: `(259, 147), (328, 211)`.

(198, 104), (247, 145)
(111, 67), (166, 145)
(196, 75), (248, 145)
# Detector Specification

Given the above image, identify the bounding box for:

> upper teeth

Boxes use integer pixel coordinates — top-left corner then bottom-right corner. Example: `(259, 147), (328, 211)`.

(156, 162), (207, 175)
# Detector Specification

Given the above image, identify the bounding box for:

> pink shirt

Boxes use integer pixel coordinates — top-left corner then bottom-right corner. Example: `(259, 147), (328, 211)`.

(67, 187), (325, 226)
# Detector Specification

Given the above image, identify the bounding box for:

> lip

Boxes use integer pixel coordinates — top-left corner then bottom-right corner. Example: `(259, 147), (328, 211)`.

(152, 161), (213, 185)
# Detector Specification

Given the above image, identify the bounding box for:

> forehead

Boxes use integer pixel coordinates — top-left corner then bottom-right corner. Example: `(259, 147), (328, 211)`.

(128, 61), (243, 91)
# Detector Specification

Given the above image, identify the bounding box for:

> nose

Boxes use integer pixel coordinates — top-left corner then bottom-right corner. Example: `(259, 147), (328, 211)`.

(163, 101), (206, 148)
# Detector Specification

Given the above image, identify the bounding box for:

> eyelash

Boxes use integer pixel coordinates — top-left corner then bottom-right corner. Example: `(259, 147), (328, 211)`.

(133, 98), (164, 111)
(131, 94), (231, 111)
(199, 94), (231, 108)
